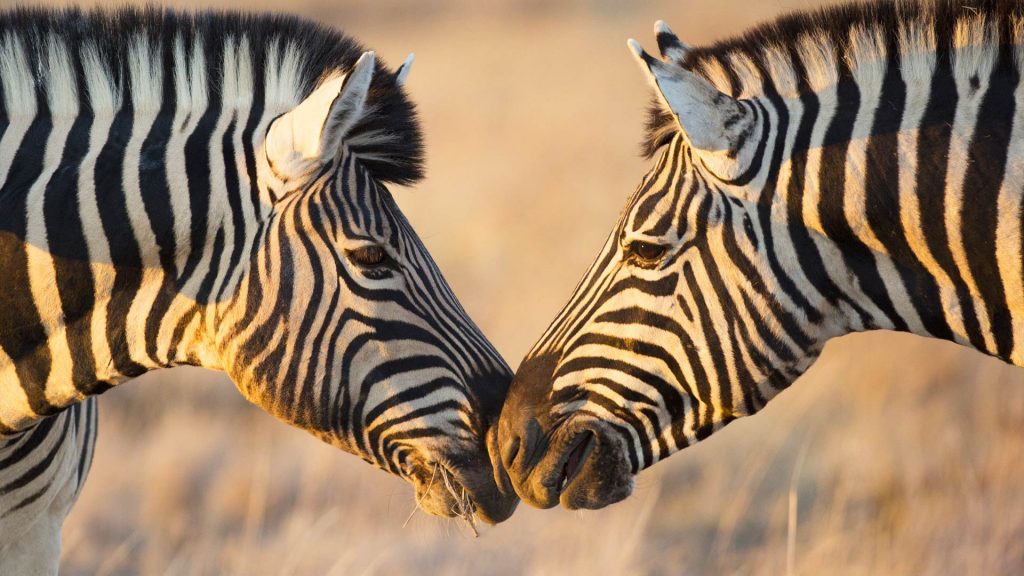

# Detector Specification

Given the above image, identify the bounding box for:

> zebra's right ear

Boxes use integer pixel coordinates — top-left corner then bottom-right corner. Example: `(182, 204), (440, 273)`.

(628, 37), (744, 155)
(265, 51), (377, 178)
(395, 53), (414, 87)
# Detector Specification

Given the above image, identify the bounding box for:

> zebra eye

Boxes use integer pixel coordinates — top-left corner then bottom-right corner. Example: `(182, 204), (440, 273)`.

(347, 245), (390, 267)
(627, 241), (668, 263)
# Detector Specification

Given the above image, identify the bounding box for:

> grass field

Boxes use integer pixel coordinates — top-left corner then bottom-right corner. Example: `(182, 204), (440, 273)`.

(29, 0), (1024, 573)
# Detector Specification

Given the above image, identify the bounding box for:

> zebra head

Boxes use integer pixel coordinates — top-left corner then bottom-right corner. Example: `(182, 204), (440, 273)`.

(499, 24), (836, 510)
(219, 52), (517, 523)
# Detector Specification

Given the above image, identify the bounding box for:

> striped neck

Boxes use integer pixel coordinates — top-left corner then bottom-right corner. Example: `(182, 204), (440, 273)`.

(0, 79), (271, 433)
(0, 16), (301, 431)
(757, 47), (1022, 366)
(0, 6), (430, 435)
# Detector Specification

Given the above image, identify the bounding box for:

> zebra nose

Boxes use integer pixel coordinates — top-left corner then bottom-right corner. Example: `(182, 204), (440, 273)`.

(502, 417), (542, 472)
(501, 428), (521, 471)
(498, 353), (560, 473)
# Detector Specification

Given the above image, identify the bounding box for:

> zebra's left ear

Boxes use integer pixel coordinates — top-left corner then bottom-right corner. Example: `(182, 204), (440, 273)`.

(266, 51), (377, 178)
(628, 36), (744, 155)
(396, 53), (414, 87)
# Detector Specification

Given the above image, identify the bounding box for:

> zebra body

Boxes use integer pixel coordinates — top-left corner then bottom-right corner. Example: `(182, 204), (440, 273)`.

(0, 399), (95, 574)
(499, 0), (1024, 511)
(0, 8), (515, 572)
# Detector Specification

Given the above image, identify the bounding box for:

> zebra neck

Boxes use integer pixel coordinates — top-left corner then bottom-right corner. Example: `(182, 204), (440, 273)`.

(0, 101), (268, 434)
(796, 68), (1024, 366)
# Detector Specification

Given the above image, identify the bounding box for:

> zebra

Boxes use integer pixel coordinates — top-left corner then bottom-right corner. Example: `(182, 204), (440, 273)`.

(0, 7), (518, 573)
(498, 0), (1024, 511)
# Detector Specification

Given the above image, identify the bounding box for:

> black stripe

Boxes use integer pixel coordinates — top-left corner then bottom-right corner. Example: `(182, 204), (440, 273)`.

(0, 409), (72, 513)
(553, 353), (691, 451)
(98, 69), (147, 378)
(0, 412), (57, 469)
(915, 25), (986, 350)
(0, 105), (54, 415)
(681, 262), (717, 432)
(142, 29), (180, 364)
(783, 46), (870, 327)
(279, 196), (327, 416)
(632, 142), (681, 230)
(366, 398), (465, 457)
(46, 110), (100, 394)
(586, 393), (656, 467)
(176, 31), (222, 294)
(351, 353), (461, 444)
(864, 30), (954, 341)
(215, 115), (247, 305)
(746, 52), (821, 328)
(961, 40), (1018, 360)
(75, 398), (97, 491)
(817, 42), (907, 332)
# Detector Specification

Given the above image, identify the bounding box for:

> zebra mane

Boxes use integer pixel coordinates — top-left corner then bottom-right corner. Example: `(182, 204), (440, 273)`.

(644, 0), (1024, 157)
(0, 6), (424, 185)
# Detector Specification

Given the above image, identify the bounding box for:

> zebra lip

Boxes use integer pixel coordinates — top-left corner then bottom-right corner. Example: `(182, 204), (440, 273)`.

(438, 459), (518, 525)
(556, 432), (595, 495)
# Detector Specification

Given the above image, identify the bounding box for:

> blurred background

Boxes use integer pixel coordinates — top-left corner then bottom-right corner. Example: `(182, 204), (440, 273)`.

(20, 0), (1024, 573)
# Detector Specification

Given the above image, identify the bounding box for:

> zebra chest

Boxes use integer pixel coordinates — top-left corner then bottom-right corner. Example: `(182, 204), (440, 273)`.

(0, 243), (137, 431)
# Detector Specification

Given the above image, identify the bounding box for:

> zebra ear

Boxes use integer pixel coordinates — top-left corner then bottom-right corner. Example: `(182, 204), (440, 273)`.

(396, 53), (414, 87)
(265, 51), (377, 177)
(628, 38), (741, 154)
(654, 21), (691, 64)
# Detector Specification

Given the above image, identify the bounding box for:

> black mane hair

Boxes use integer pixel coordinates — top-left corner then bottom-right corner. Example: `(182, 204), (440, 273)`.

(0, 6), (424, 185)
(643, 0), (1024, 158)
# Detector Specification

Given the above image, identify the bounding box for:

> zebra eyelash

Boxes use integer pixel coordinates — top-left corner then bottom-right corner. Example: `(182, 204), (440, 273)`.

(344, 241), (404, 281)
(624, 240), (670, 267)
(347, 244), (391, 267)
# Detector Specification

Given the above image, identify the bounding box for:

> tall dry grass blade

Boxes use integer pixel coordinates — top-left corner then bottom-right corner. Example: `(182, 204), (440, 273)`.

(239, 436), (271, 575)
(787, 440), (811, 576)
(94, 531), (141, 576)
(616, 478), (662, 572)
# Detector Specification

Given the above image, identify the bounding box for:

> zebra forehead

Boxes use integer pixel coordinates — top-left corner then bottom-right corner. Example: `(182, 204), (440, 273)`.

(643, 0), (1024, 158)
(0, 6), (424, 185)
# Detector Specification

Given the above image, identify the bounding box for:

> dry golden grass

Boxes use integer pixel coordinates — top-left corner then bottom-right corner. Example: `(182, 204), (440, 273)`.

(30, 0), (1024, 573)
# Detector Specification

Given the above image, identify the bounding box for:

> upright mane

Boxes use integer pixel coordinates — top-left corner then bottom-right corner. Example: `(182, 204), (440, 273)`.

(0, 6), (423, 184)
(645, 0), (1024, 157)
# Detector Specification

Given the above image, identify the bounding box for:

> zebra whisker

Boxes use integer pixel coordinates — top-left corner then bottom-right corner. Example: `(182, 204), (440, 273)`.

(403, 462), (440, 529)
(439, 465), (479, 538)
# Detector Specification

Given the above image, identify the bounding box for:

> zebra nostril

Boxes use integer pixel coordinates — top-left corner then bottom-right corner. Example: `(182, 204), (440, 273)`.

(501, 417), (545, 471)
(502, 433), (521, 471)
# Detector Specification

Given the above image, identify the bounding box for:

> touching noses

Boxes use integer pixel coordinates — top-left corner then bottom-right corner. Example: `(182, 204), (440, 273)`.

(497, 354), (560, 479)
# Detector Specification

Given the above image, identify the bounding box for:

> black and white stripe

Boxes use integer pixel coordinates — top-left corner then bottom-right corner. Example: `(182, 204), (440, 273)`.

(0, 7), (515, 571)
(499, 0), (1024, 511)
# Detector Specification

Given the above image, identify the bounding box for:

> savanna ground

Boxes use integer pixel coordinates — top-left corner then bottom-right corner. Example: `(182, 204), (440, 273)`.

(23, 0), (1024, 573)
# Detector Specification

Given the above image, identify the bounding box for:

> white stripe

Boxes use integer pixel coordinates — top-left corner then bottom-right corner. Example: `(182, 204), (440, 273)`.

(995, 50), (1024, 364)
(26, 38), (81, 408)
(945, 43), (997, 349)
(79, 43), (120, 383)
(0, 34), (35, 186)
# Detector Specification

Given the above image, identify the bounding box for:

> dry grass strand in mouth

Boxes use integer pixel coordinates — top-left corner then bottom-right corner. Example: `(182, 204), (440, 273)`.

(439, 465), (479, 538)
(403, 463), (440, 529)
(402, 463), (478, 538)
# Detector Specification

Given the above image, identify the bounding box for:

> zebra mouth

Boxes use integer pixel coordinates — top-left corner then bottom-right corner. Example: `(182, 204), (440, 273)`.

(405, 453), (518, 526)
(546, 423), (633, 510)
(556, 431), (595, 495)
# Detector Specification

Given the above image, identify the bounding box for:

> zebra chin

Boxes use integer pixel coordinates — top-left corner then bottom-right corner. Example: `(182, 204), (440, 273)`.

(506, 417), (635, 511)
(407, 458), (519, 525)
(403, 426), (519, 525)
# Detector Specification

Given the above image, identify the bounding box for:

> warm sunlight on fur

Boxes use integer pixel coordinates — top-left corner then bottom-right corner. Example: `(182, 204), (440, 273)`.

(30, 1), (1024, 574)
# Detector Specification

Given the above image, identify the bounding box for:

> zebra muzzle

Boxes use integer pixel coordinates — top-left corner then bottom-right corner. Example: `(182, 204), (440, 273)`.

(556, 431), (595, 494)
